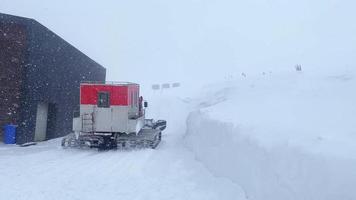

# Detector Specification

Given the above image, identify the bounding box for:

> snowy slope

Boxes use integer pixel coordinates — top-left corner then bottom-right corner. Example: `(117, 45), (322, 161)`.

(184, 70), (356, 200)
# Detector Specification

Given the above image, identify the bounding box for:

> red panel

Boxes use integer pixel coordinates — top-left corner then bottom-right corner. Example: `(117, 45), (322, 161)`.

(127, 84), (139, 106)
(111, 85), (128, 105)
(80, 84), (129, 106)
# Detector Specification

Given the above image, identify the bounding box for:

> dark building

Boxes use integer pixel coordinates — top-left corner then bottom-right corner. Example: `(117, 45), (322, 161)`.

(0, 13), (106, 144)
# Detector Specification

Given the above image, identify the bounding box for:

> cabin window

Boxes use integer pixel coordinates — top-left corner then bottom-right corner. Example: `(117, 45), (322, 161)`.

(98, 92), (110, 108)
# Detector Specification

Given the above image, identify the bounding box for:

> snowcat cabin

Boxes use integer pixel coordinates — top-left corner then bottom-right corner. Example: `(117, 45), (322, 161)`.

(80, 83), (141, 118)
(76, 82), (145, 134)
(64, 81), (166, 150)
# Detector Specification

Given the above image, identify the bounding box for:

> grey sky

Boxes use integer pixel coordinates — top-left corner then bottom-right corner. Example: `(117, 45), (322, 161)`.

(1, 0), (355, 84)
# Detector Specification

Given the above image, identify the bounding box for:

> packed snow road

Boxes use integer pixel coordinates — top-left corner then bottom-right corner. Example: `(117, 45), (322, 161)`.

(0, 141), (243, 200)
(0, 90), (245, 200)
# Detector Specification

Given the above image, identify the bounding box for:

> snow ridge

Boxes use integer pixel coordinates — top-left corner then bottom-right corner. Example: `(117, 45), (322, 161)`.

(184, 71), (356, 200)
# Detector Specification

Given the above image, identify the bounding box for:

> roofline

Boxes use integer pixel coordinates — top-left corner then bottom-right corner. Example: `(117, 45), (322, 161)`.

(0, 12), (33, 22)
(0, 12), (106, 71)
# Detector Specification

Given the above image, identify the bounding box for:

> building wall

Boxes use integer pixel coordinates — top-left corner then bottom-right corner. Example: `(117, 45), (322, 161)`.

(0, 13), (106, 144)
(0, 22), (27, 139)
(16, 20), (106, 144)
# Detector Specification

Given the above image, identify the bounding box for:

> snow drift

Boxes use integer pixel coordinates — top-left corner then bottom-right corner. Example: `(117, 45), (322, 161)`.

(184, 70), (356, 200)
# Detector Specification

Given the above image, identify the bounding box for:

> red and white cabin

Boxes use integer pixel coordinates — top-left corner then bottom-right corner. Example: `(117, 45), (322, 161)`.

(73, 82), (145, 135)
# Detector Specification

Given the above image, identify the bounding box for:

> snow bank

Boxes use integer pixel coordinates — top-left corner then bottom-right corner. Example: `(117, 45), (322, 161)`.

(184, 70), (356, 200)
(185, 111), (356, 200)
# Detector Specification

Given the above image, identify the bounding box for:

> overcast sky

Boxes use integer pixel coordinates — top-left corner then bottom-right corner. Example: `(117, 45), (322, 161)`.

(1, 0), (356, 85)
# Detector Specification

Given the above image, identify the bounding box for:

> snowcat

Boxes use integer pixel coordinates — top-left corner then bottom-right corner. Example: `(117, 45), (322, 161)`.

(61, 82), (166, 150)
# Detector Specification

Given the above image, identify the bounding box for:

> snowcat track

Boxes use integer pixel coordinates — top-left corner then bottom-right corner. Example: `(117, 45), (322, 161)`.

(116, 130), (162, 150)
(61, 130), (162, 151)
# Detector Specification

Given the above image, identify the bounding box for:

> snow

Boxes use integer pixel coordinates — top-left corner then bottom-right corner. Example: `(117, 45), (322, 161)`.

(1, 69), (356, 200)
(1, 70), (356, 199)
(0, 142), (245, 200)
(184, 70), (356, 200)
(0, 88), (245, 200)
(187, 70), (356, 158)
(2, 1), (356, 199)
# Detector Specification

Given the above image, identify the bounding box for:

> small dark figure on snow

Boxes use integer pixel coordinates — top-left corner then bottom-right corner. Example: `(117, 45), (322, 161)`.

(295, 64), (302, 72)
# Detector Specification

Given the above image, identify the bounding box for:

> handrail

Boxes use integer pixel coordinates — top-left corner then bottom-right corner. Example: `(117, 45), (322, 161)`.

(81, 81), (139, 85)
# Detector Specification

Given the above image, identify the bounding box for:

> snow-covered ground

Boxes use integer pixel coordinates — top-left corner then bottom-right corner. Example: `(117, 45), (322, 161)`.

(0, 88), (245, 200)
(184, 70), (356, 200)
(1, 69), (356, 200)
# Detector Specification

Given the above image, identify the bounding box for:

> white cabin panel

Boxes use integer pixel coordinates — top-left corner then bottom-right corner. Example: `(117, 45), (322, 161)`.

(94, 107), (112, 132)
(111, 106), (129, 132)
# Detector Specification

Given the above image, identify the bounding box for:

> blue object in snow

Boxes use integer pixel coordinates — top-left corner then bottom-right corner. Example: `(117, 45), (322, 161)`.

(3, 124), (17, 144)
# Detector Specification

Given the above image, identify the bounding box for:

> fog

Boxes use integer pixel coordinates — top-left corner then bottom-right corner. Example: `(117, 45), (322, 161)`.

(1, 0), (356, 85)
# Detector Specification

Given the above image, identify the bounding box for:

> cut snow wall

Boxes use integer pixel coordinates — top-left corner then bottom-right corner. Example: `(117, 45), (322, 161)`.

(184, 111), (356, 200)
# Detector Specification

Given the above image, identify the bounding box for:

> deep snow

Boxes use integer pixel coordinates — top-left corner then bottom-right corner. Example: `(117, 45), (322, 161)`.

(184, 70), (356, 200)
(1, 70), (356, 200)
